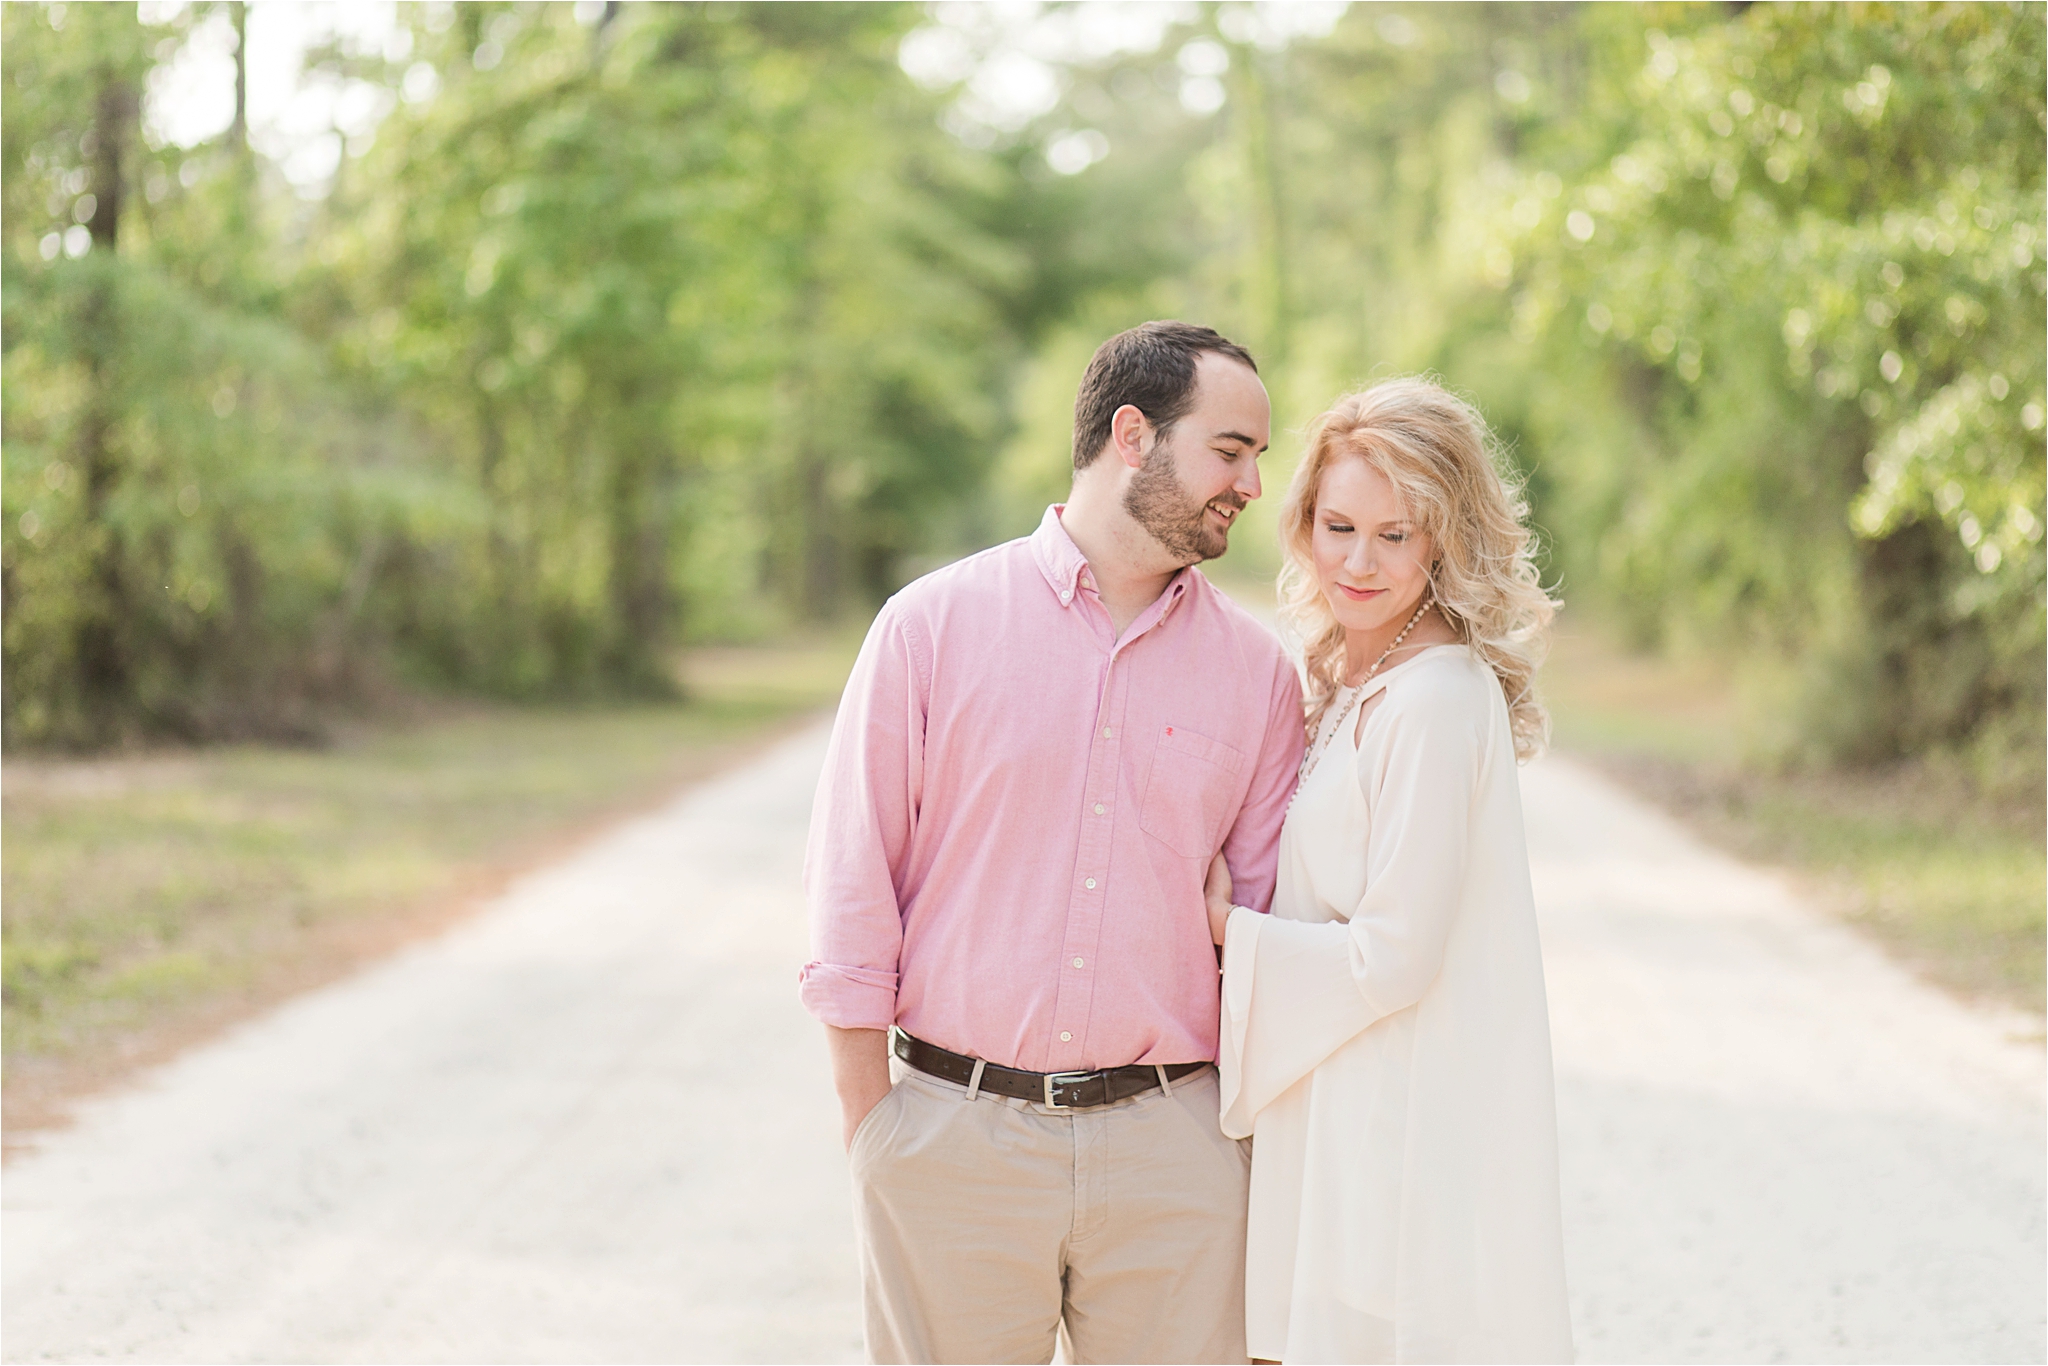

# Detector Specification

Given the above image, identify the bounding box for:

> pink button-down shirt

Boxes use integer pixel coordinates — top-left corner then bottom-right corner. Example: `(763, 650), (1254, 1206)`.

(800, 505), (1304, 1073)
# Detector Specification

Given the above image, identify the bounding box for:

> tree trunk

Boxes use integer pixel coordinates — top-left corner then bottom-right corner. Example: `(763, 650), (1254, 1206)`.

(800, 447), (840, 619)
(1238, 47), (1292, 367)
(604, 442), (676, 692)
(228, 2), (248, 155)
(86, 79), (130, 251)
(73, 67), (138, 743)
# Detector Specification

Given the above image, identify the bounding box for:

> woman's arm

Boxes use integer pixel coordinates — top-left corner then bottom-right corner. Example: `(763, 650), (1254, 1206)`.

(1217, 676), (1488, 1136)
(1341, 682), (1483, 1017)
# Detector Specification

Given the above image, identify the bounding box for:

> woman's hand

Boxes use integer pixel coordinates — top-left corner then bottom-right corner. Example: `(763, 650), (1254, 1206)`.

(1204, 851), (1235, 946)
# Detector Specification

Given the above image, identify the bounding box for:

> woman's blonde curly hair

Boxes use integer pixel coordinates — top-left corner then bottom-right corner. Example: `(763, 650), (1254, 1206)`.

(1277, 377), (1561, 763)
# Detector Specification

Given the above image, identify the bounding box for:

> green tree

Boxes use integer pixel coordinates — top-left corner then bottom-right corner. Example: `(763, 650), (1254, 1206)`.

(5, 2), (1086, 736)
(1493, 3), (2044, 777)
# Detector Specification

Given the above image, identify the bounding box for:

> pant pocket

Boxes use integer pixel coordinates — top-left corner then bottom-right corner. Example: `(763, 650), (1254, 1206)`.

(848, 1081), (905, 1171)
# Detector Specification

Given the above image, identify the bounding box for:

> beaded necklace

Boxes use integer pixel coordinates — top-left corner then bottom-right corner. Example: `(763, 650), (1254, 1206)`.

(1296, 592), (1436, 788)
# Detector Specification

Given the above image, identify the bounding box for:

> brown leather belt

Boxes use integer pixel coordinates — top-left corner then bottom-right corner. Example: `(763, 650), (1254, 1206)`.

(892, 1028), (1209, 1110)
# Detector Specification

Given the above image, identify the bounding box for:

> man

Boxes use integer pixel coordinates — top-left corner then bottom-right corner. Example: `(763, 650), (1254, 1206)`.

(800, 321), (1304, 1364)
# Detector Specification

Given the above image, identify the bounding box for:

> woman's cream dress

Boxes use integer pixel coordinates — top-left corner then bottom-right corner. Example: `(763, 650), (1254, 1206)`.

(1219, 644), (1573, 1364)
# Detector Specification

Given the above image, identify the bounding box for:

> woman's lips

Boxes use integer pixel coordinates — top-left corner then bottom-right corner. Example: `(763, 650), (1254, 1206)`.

(1334, 583), (1385, 601)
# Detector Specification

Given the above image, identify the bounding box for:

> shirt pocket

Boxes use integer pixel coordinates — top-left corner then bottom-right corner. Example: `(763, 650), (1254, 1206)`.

(1139, 723), (1250, 858)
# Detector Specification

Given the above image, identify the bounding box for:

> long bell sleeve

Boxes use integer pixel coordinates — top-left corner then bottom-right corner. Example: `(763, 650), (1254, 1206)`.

(1218, 671), (1484, 1139)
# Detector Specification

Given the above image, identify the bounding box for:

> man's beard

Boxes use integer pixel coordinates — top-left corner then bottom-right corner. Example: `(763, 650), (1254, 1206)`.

(1122, 441), (1243, 565)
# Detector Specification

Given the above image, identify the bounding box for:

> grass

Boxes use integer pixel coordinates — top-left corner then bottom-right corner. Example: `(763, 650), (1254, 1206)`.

(1, 633), (863, 1140)
(1542, 617), (2046, 1017)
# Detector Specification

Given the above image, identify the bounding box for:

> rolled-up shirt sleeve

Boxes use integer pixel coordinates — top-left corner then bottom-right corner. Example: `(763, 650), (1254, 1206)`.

(799, 599), (927, 1031)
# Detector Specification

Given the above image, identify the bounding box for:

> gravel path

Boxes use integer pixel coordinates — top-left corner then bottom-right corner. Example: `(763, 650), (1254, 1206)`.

(4, 722), (2041, 1363)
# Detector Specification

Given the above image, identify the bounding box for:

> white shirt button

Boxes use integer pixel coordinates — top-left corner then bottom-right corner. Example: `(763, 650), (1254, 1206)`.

(1084, 877), (1097, 889)
(1102, 727), (1113, 738)
(1092, 803), (1105, 815)
(1060, 591), (1071, 602)
(1060, 1031), (1072, 1042)
(1073, 957), (1085, 969)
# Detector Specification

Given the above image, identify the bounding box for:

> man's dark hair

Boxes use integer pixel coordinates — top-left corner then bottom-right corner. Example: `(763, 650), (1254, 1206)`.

(1071, 321), (1258, 471)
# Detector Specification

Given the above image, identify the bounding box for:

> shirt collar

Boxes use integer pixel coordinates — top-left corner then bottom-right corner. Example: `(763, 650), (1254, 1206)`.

(1030, 505), (1091, 606)
(1030, 504), (1198, 616)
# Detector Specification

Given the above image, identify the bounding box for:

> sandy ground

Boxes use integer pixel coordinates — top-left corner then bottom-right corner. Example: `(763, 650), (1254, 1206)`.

(3, 721), (2042, 1364)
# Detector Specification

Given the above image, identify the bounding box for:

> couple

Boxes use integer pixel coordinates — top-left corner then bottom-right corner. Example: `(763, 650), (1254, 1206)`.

(800, 322), (1572, 1365)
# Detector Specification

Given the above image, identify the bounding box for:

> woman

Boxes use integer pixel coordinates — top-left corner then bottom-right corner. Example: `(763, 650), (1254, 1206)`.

(1206, 378), (1573, 1364)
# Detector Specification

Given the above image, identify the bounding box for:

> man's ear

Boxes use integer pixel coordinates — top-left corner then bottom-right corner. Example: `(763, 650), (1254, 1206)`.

(1108, 403), (1153, 471)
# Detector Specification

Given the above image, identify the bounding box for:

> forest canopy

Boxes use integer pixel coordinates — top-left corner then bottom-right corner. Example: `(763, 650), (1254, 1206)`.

(3, 1), (2041, 787)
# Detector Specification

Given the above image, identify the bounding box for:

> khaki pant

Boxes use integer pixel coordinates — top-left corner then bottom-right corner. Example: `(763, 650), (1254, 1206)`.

(850, 1063), (1251, 1365)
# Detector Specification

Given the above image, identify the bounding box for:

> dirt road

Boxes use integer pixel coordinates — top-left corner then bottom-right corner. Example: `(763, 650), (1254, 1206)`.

(1527, 759), (2043, 1363)
(4, 722), (2042, 1363)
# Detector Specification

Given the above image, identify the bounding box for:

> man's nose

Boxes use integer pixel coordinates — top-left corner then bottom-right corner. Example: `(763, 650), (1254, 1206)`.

(1235, 460), (1262, 502)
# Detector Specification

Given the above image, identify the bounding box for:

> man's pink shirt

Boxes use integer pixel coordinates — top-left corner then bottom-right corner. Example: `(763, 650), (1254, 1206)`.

(800, 506), (1305, 1074)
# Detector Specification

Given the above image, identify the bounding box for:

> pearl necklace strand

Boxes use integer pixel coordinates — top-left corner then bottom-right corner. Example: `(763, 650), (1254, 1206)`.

(1296, 592), (1436, 787)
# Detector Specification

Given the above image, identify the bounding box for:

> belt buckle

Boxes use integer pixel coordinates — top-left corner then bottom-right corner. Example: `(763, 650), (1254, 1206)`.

(1043, 1070), (1094, 1109)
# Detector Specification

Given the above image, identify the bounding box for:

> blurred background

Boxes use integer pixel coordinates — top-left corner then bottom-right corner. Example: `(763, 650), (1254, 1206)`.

(2, 2), (2042, 1134)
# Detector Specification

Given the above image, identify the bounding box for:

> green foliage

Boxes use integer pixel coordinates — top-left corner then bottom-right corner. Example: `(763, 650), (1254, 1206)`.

(2, 2), (1078, 743)
(1037, 0), (2044, 785)
(321, 3), (1022, 690)
(3, 1), (2040, 784)
(1495, 4), (2046, 777)
(3, 253), (458, 742)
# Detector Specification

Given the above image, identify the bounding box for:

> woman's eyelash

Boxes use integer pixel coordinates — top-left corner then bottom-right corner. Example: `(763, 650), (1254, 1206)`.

(1323, 523), (1414, 543)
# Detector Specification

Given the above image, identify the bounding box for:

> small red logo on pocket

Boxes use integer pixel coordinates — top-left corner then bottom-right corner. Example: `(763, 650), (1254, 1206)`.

(1165, 726), (1173, 736)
